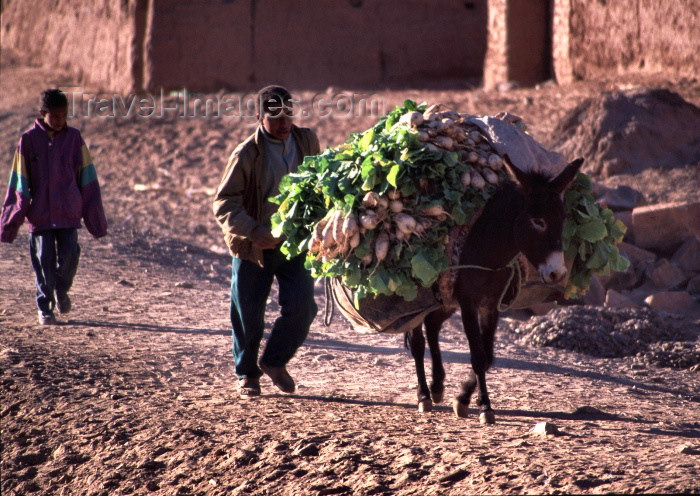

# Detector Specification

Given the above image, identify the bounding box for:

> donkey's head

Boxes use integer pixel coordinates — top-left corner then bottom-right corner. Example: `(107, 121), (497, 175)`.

(504, 156), (584, 285)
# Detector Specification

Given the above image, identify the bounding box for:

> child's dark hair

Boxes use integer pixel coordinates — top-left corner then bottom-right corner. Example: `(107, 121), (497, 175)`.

(256, 85), (292, 116)
(41, 89), (68, 111)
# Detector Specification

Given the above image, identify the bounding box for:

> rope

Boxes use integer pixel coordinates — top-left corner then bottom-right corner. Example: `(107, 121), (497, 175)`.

(447, 255), (522, 313)
(323, 278), (335, 326)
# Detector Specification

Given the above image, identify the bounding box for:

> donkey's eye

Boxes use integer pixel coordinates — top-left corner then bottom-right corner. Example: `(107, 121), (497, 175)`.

(531, 217), (547, 232)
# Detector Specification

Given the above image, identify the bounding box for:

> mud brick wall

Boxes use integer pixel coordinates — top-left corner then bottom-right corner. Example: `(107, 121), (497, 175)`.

(483, 0), (551, 90)
(553, 0), (700, 83)
(1, 0), (487, 93)
(1, 0), (146, 93)
(144, 0), (488, 92)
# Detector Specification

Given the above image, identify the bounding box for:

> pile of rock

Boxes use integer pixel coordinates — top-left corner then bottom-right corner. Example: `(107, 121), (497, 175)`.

(586, 184), (700, 318)
(502, 306), (699, 369)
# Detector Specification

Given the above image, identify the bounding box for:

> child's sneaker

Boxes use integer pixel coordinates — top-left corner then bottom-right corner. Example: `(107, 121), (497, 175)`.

(38, 311), (57, 326)
(56, 292), (71, 314)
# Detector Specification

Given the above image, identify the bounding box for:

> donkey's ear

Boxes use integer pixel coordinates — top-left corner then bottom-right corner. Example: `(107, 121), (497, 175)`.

(550, 158), (584, 194)
(503, 154), (531, 192)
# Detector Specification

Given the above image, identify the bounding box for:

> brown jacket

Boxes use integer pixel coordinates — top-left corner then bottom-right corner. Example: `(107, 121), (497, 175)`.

(213, 125), (320, 266)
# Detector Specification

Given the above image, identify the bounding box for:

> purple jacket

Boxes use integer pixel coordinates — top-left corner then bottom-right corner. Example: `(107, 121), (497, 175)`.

(0, 119), (107, 242)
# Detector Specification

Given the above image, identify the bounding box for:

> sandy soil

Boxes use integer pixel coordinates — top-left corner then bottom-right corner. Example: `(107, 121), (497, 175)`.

(1, 64), (699, 495)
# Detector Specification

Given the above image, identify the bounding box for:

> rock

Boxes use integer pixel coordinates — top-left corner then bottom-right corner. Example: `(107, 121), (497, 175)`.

(604, 264), (639, 291)
(632, 201), (700, 253)
(572, 406), (604, 415)
(645, 259), (687, 289)
(117, 279), (134, 287)
(617, 242), (657, 266)
(687, 275), (700, 295)
(531, 421), (559, 436)
(439, 467), (470, 484)
(583, 276), (606, 306)
(644, 291), (695, 313)
(614, 211), (634, 242)
(596, 184), (644, 211)
(193, 224), (208, 235)
(671, 236), (700, 272)
(678, 445), (700, 455)
(293, 443), (319, 457)
(175, 281), (194, 289)
(605, 289), (639, 309)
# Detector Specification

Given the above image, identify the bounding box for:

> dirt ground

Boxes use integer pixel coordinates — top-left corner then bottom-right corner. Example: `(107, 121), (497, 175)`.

(1, 62), (699, 495)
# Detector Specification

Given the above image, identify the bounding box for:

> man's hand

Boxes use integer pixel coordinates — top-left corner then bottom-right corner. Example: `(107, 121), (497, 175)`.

(250, 226), (280, 250)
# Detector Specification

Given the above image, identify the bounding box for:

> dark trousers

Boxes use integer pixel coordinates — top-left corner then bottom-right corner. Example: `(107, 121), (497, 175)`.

(29, 228), (80, 314)
(230, 249), (317, 379)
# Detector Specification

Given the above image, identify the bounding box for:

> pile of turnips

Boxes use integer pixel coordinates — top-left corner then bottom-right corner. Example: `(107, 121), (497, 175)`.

(271, 101), (628, 305)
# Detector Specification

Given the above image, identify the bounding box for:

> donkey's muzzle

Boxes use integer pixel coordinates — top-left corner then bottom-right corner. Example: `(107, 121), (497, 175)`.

(538, 251), (567, 285)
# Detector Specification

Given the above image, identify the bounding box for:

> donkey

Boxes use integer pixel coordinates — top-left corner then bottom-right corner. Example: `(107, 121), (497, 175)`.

(406, 156), (583, 424)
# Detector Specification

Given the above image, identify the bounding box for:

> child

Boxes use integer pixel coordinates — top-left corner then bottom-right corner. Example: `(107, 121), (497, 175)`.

(1, 89), (107, 325)
(213, 85), (319, 397)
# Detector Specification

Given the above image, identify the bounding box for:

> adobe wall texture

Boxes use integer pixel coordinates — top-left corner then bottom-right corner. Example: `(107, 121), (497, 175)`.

(2, 0), (697, 92)
(553, 0), (700, 83)
(483, 0), (551, 90)
(144, 0), (488, 92)
(1, 0), (144, 93)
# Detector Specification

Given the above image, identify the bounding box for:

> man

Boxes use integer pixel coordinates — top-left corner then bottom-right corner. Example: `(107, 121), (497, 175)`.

(213, 85), (319, 397)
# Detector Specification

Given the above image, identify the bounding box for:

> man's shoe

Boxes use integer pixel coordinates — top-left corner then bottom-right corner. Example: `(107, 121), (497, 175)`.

(56, 292), (71, 314)
(38, 311), (57, 326)
(238, 377), (261, 397)
(260, 362), (295, 394)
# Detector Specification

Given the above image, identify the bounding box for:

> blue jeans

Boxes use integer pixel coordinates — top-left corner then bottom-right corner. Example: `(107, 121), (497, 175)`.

(29, 228), (80, 314)
(230, 249), (317, 379)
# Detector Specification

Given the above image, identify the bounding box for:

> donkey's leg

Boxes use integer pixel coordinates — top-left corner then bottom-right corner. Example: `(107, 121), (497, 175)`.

(475, 306), (500, 424)
(453, 307), (481, 418)
(478, 306), (499, 370)
(405, 327), (432, 412)
(424, 309), (452, 404)
(456, 307), (495, 423)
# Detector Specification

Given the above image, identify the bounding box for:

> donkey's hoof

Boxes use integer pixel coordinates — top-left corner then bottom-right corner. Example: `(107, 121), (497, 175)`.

(452, 399), (469, 418)
(431, 390), (444, 404)
(418, 398), (433, 413)
(479, 410), (496, 425)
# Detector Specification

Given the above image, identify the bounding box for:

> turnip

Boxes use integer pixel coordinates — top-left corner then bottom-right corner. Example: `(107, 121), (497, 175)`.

(387, 189), (401, 201)
(400, 111), (424, 128)
(309, 235), (321, 254)
(360, 253), (373, 266)
(461, 170), (471, 187)
(433, 136), (454, 151)
(487, 153), (503, 170)
(418, 131), (430, 142)
(374, 231), (390, 263)
(360, 210), (380, 230)
(482, 168), (499, 184)
(467, 151), (479, 163)
(389, 199), (404, 213)
(362, 191), (380, 208)
(332, 210), (346, 248)
(421, 204), (451, 218)
(341, 213), (359, 239)
(469, 130), (481, 142)
(471, 170), (486, 189)
(394, 213), (417, 236)
(349, 231), (361, 250)
(377, 195), (389, 210)
(322, 215), (337, 252)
